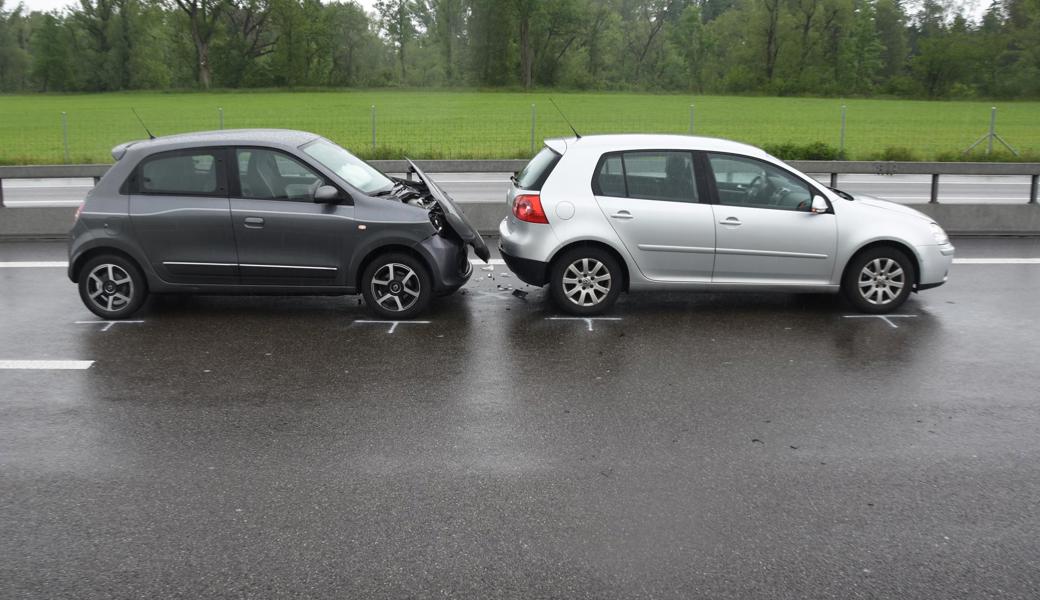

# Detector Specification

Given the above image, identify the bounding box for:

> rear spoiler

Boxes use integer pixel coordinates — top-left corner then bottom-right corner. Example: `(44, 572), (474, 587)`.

(111, 140), (142, 161)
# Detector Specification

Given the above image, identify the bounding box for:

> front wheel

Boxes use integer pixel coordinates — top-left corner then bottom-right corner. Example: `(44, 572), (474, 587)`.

(549, 247), (622, 316)
(78, 254), (148, 319)
(361, 253), (432, 319)
(842, 247), (915, 314)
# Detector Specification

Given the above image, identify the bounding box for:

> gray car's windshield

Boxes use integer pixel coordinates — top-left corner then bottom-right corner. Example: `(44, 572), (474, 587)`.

(302, 139), (393, 194)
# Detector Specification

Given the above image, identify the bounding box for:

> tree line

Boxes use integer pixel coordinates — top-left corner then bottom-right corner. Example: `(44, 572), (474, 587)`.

(0, 0), (1037, 98)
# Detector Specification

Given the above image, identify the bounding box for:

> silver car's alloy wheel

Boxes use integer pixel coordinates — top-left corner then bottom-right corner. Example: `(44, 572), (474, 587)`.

(562, 258), (612, 307)
(370, 263), (421, 313)
(86, 263), (135, 313)
(858, 258), (905, 305)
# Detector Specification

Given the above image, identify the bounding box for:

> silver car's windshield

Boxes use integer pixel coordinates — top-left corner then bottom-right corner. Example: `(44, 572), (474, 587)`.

(302, 139), (393, 194)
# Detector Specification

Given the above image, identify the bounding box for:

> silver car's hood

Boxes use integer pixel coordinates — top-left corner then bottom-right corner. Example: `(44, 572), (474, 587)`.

(853, 195), (933, 222)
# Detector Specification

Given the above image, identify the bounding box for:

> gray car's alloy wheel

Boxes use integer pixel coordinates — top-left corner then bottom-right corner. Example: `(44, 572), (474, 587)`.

(550, 247), (622, 316)
(78, 254), (148, 319)
(361, 253), (432, 319)
(843, 247), (915, 314)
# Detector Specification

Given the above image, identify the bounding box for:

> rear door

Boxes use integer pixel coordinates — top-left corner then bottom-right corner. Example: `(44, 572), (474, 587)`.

(229, 147), (354, 286)
(705, 153), (836, 284)
(129, 147), (238, 284)
(593, 150), (715, 282)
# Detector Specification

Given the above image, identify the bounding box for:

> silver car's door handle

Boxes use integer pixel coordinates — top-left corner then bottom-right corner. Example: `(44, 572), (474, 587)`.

(611, 211), (634, 220)
(719, 217), (742, 226)
(244, 217), (265, 229)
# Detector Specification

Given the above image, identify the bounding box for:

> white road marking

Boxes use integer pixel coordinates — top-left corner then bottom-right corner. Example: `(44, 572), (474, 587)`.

(546, 317), (622, 332)
(470, 259), (506, 265)
(953, 258), (1040, 264)
(352, 319), (430, 334)
(0, 261), (68, 268)
(75, 320), (145, 332)
(0, 360), (94, 370)
(843, 314), (918, 329)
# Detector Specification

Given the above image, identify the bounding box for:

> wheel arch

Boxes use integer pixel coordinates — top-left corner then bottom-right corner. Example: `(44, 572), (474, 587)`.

(842, 240), (922, 286)
(549, 239), (631, 292)
(70, 246), (145, 284)
(353, 243), (431, 291)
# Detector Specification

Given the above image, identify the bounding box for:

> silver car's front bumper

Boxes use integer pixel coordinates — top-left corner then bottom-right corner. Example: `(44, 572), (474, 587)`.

(916, 242), (955, 288)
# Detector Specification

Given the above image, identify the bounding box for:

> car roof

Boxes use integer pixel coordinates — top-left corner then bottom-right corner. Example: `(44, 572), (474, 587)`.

(114, 128), (322, 160)
(545, 134), (771, 160)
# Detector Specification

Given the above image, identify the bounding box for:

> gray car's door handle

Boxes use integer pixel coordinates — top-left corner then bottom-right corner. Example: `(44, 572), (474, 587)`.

(244, 217), (265, 229)
(719, 217), (742, 226)
(611, 211), (634, 220)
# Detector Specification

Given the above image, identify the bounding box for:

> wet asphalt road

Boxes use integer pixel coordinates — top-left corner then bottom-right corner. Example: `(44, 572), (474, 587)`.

(2, 238), (1040, 599)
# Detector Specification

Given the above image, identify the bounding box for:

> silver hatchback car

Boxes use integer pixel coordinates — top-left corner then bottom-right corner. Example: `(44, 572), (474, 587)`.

(499, 134), (954, 314)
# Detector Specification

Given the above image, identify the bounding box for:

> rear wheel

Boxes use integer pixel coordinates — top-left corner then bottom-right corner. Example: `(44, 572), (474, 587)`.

(361, 253), (432, 319)
(78, 254), (148, 319)
(549, 247), (622, 316)
(843, 247), (915, 314)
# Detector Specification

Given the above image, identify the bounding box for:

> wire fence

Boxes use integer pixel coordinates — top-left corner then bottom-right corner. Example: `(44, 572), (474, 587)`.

(1, 92), (1037, 165)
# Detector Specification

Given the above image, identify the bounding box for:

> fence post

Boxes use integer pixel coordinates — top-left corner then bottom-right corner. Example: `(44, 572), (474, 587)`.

(218, 107), (224, 130)
(987, 107), (996, 155)
(530, 104), (536, 154)
(930, 174), (940, 204)
(689, 104), (695, 134)
(61, 112), (70, 164)
(839, 105), (846, 155)
(371, 105), (377, 152)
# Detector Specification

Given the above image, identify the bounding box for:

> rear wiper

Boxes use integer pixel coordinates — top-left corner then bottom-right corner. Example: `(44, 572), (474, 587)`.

(510, 172), (519, 186)
(828, 186), (854, 201)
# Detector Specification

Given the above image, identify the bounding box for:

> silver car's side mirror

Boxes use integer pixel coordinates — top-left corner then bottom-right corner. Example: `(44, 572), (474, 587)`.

(810, 196), (829, 214)
(313, 185), (340, 203)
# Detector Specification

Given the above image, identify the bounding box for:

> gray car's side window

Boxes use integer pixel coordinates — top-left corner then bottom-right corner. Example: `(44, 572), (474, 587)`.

(593, 151), (699, 203)
(139, 151), (220, 196)
(235, 148), (324, 201)
(708, 153), (813, 212)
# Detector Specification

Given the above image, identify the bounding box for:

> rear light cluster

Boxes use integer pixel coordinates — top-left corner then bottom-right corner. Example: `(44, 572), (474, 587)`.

(512, 193), (549, 224)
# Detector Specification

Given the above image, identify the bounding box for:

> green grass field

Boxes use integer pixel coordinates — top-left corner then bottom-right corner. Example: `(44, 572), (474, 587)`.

(1, 90), (1037, 164)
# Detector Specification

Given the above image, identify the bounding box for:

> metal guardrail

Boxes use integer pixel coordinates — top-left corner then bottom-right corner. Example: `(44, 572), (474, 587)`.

(1, 160), (1038, 207)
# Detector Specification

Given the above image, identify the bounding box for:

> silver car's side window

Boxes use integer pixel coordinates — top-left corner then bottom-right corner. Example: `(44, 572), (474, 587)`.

(593, 151), (699, 203)
(708, 154), (812, 212)
(235, 148), (324, 201)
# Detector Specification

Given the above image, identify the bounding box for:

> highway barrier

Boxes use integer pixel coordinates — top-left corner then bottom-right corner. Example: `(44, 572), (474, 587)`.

(2, 160), (1038, 239)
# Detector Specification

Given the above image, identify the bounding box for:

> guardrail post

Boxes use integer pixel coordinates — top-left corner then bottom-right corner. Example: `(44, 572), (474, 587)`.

(930, 174), (940, 203)
(829, 173), (838, 187)
(0, 178), (5, 208)
(1030, 175), (1038, 204)
(61, 112), (70, 164)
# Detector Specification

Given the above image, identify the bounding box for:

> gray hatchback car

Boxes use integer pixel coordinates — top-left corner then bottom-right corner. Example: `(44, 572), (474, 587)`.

(68, 129), (489, 319)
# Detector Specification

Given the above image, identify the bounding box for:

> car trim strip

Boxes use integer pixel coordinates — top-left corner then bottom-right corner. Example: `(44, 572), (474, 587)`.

(637, 244), (715, 255)
(715, 247), (829, 259)
(163, 261), (238, 267)
(240, 264), (337, 271)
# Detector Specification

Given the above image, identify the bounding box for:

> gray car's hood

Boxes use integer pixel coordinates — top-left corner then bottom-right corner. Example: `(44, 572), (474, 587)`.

(406, 159), (490, 262)
(852, 194), (933, 222)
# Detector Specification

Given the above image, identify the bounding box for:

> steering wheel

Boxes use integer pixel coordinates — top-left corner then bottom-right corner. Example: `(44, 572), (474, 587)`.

(746, 175), (766, 202)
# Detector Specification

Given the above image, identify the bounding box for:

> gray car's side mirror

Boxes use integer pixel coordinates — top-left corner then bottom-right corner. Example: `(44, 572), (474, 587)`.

(313, 185), (340, 203)
(810, 196), (829, 214)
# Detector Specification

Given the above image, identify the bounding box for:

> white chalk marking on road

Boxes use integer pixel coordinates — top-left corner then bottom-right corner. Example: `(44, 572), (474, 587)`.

(953, 258), (1040, 264)
(0, 261), (68, 268)
(546, 317), (622, 332)
(75, 320), (145, 332)
(469, 258), (506, 265)
(843, 314), (918, 329)
(0, 360), (94, 370)
(353, 319), (430, 334)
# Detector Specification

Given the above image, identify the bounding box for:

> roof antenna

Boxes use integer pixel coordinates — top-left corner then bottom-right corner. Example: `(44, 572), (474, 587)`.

(549, 97), (581, 139)
(131, 108), (156, 140)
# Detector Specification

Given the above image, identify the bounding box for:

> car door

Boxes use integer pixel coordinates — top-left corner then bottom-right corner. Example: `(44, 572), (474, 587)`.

(704, 152), (837, 285)
(229, 147), (355, 286)
(593, 150), (715, 282)
(129, 147), (238, 284)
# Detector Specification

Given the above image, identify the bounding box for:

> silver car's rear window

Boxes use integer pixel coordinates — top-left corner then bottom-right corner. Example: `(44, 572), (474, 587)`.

(516, 147), (561, 191)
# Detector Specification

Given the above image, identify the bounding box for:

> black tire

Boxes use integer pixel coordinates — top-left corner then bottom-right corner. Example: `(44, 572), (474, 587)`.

(77, 254), (148, 319)
(549, 246), (623, 316)
(842, 247), (916, 314)
(360, 252), (433, 319)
